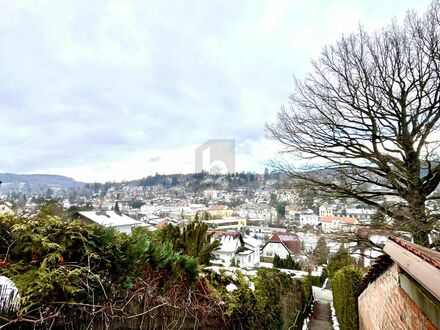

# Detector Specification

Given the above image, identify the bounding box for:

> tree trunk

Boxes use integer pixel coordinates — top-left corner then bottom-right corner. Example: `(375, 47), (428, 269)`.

(408, 195), (431, 247)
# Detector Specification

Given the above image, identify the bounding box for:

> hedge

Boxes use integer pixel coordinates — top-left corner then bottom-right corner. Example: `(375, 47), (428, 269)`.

(332, 265), (363, 330)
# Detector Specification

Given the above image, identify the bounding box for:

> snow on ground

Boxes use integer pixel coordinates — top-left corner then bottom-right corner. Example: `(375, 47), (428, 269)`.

(330, 302), (340, 330)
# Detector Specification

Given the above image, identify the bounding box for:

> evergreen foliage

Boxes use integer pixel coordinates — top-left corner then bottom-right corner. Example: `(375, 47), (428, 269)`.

(332, 266), (363, 330)
(114, 200), (120, 213)
(0, 214), (200, 316)
(158, 220), (220, 264)
(327, 247), (356, 278)
(206, 267), (309, 329)
(313, 236), (330, 265)
(272, 254), (301, 270)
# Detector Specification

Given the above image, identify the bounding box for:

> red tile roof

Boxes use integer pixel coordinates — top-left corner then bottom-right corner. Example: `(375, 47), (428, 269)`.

(356, 236), (440, 298)
(320, 216), (358, 224)
(210, 205), (229, 211)
(389, 236), (440, 270)
(269, 232), (302, 254)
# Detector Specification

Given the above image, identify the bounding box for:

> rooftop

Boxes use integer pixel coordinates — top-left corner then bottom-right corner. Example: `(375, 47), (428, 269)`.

(356, 236), (440, 300)
(78, 211), (140, 227)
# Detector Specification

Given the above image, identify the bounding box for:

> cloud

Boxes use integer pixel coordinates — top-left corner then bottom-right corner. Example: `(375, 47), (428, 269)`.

(0, 0), (432, 181)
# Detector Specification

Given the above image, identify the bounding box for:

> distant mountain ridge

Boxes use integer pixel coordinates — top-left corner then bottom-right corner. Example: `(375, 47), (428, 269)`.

(0, 173), (85, 189)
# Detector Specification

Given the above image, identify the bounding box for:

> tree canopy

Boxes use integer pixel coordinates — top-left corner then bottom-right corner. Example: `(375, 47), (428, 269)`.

(268, 1), (440, 246)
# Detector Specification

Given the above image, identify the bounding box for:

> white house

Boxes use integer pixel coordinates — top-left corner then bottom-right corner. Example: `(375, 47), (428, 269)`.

(345, 208), (374, 223)
(77, 211), (140, 234)
(298, 213), (319, 227)
(237, 203), (277, 222)
(262, 232), (302, 259)
(211, 232), (261, 268)
(236, 235), (262, 268)
(319, 216), (359, 233)
(275, 189), (298, 203)
(211, 232), (242, 267)
(319, 203), (338, 217)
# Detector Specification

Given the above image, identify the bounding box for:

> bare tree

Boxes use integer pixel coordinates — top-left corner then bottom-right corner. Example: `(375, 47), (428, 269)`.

(267, 1), (440, 247)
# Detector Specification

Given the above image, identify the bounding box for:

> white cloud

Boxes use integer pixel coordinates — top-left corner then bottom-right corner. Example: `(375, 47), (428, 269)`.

(0, 0), (433, 181)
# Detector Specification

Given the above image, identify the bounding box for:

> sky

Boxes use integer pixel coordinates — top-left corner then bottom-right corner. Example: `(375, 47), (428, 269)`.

(0, 0), (432, 182)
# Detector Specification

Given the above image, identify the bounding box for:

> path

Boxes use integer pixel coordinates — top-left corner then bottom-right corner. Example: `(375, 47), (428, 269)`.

(307, 285), (334, 330)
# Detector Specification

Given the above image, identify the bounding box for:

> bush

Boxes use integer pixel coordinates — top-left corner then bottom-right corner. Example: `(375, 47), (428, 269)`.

(327, 247), (356, 278)
(332, 266), (363, 330)
(0, 214), (201, 313)
(273, 254), (301, 270)
(206, 267), (308, 329)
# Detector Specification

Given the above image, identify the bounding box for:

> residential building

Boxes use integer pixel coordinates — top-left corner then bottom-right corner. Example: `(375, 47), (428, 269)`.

(275, 189), (298, 203)
(262, 232), (302, 259)
(76, 211), (140, 234)
(319, 203), (338, 217)
(207, 204), (234, 218)
(211, 232), (261, 268)
(299, 213), (319, 227)
(285, 206), (318, 226)
(319, 216), (359, 233)
(203, 216), (246, 230)
(236, 203), (276, 222)
(245, 225), (286, 240)
(345, 208), (374, 223)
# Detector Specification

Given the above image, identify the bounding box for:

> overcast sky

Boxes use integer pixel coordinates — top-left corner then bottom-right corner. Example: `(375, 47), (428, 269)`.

(0, 0), (432, 182)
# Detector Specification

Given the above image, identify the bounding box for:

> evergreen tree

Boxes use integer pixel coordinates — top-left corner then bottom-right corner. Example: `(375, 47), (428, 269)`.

(114, 201), (120, 213)
(313, 236), (330, 265)
(158, 221), (220, 265)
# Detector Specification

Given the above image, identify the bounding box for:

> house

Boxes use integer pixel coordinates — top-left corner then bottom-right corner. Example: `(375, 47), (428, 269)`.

(207, 204), (234, 218)
(245, 225), (286, 240)
(275, 189), (298, 203)
(211, 231), (242, 267)
(238, 235), (262, 268)
(319, 203), (338, 217)
(210, 232), (261, 268)
(286, 206), (319, 226)
(319, 216), (359, 233)
(236, 203), (277, 222)
(76, 211), (140, 234)
(203, 216), (246, 230)
(344, 207), (374, 223)
(356, 236), (440, 329)
(262, 232), (302, 259)
(298, 213), (319, 227)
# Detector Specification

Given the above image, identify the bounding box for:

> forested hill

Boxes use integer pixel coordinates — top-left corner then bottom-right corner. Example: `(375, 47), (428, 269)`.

(0, 173), (85, 192)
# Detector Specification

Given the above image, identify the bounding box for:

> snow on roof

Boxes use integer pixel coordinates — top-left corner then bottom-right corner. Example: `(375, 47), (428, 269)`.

(268, 232), (302, 254)
(78, 211), (140, 227)
(212, 232), (241, 253)
(243, 235), (262, 248)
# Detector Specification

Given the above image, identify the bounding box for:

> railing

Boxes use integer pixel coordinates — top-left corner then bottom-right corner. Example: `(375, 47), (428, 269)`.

(288, 294), (314, 330)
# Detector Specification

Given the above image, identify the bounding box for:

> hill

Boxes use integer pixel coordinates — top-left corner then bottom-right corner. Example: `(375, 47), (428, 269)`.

(0, 173), (85, 195)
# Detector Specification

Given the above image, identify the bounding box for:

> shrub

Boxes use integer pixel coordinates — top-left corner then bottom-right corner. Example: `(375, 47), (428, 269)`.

(0, 214), (201, 313)
(327, 247), (356, 278)
(206, 267), (308, 329)
(332, 265), (363, 330)
(273, 254), (301, 270)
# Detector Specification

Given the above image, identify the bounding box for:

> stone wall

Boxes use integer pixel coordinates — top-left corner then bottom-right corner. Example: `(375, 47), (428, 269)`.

(358, 263), (436, 330)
